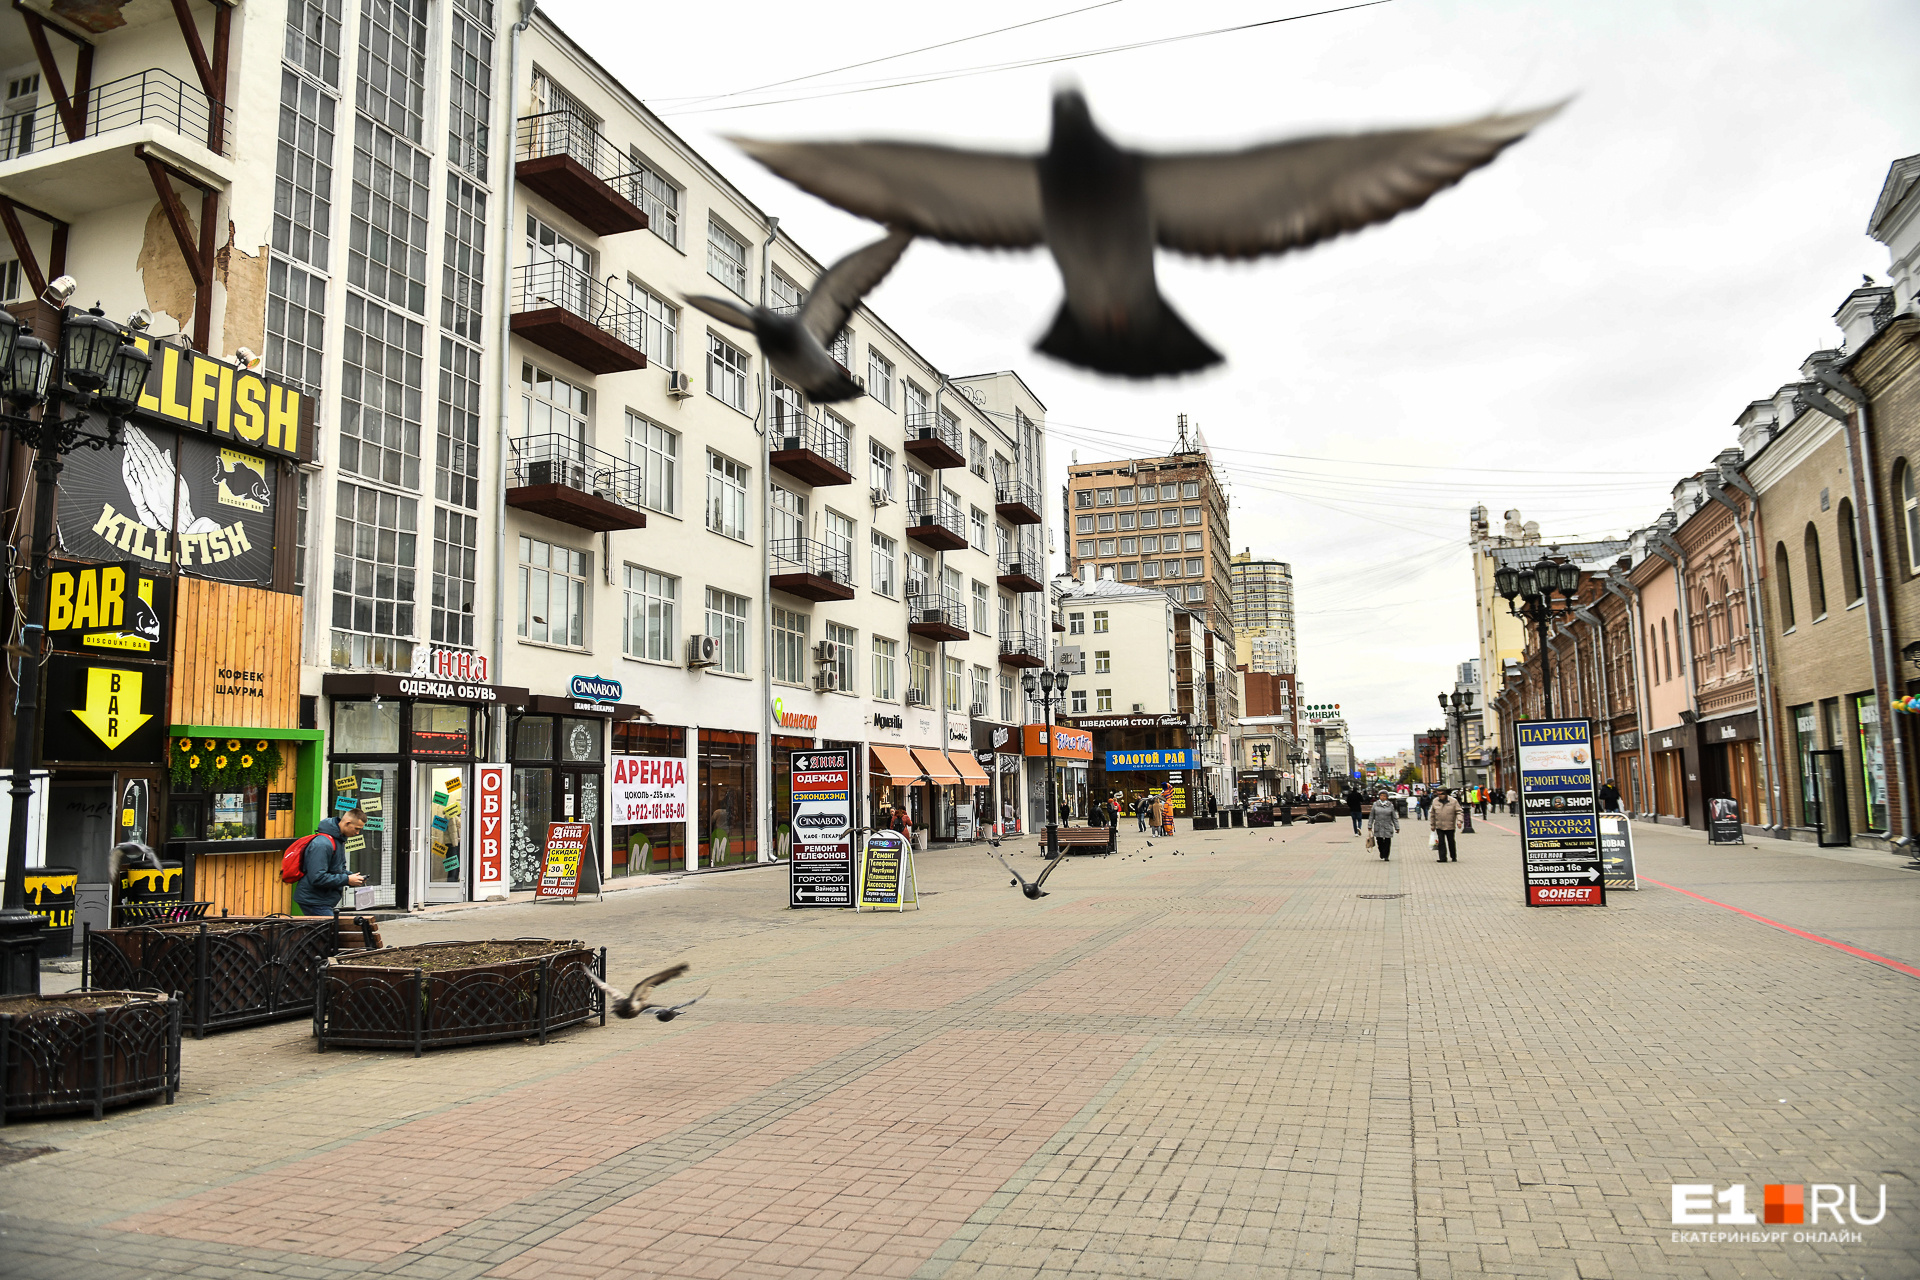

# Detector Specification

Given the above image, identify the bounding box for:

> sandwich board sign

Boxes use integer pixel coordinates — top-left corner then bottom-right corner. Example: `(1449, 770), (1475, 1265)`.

(789, 749), (853, 908)
(1516, 718), (1605, 907)
(857, 828), (918, 912)
(1597, 812), (1639, 890)
(535, 821), (601, 902)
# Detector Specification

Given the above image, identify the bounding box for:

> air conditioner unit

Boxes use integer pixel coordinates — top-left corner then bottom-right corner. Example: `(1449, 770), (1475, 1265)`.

(906, 689), (930, 707)
(666, 370), (694, 398)
(970, 701), (988, 717)
(686, 634), (719, 668)
(905, 579), (923, 597)
(920, 609), (946, 625)
(812, 640), (837, 664)
(813, 670), (839, 692)
(1133, 703), (1145, 713)
(870, 488), (892, 508)
(781, 434), (803, 452)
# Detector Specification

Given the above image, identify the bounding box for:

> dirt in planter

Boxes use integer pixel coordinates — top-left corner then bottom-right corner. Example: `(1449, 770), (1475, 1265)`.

(334, 940), (581, 973)
(0, 992), (158, 1014)
(131, 918), (307, 934)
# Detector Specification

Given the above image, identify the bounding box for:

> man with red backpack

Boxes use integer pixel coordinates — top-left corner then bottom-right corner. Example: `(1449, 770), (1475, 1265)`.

(286, 808), (366, 915)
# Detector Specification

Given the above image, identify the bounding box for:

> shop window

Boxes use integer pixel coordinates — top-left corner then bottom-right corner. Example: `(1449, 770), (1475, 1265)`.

(699, 728), (757, 867)
(329, 762), (397, 907)
(1804, 523), (1827, 617)
(512, 714), (554, 760)
(334, 699), (402, 753)
(411, 703), (472, 756)
(610, 722), (688, 877)
(518, 536), (588, 648)
(1071, 689), (1087, 714)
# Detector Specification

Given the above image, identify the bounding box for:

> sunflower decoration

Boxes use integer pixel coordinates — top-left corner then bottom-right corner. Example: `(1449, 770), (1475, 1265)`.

(240, 754), (254, 769)
(203, 738), (216, 751)
(256, 740), (270, 753)
(214, 754), (228, 770)
(226, 739), (241, 752)
(188, 755), (201, 769)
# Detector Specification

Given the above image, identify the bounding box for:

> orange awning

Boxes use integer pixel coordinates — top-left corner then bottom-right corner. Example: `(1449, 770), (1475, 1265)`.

(912, 748), (964, 785)
(869, 745), (925, 784)
(948, 750), (990, 786)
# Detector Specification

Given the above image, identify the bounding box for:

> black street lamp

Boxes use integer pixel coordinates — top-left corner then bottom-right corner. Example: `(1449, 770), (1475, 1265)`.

(1022, 667), (1064, 860)
(1494, 556), (1582, 719)
(1438, 689), (1477, 833)
(0, 287), (154, 996)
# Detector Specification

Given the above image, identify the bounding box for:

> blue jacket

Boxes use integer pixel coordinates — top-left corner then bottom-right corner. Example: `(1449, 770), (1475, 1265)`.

(294, 817), (352, 913)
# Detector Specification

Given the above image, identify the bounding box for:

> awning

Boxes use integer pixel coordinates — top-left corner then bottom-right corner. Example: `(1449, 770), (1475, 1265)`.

(948, 750), (990, 786)
(912, 747), (964, 785)
(868, 745), (925, 784)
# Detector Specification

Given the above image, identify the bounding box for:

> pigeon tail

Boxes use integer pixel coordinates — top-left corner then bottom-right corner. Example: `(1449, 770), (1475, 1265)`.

(1035, 296), (1222, 377)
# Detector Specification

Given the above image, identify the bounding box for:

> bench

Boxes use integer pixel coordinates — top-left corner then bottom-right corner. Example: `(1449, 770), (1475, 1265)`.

(1046, 826), (1116, 856)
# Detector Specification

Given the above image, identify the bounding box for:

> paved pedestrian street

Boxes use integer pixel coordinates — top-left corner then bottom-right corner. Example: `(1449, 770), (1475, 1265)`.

(4, 818), (1917, 1280)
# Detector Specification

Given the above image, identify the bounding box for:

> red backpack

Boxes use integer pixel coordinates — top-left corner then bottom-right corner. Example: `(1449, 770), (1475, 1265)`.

(280, 833), (322, 884)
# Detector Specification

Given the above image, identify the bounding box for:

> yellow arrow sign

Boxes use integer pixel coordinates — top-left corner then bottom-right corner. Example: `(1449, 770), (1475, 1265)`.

(73, 667), (151, 751)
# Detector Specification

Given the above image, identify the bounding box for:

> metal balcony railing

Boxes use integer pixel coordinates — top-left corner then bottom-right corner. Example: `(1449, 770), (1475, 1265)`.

(512, 260), (647, 348)
(770, 537), (851, 583)
(906, 496), (966, 539)
(999, 628), (1046, 661)
(2, 69), (225, 159)
(905, 412), (962, 454)
(911, 594), (968, 631)
(516, 110), (645, 194)
(996, 479), (1042, 510)
(508, 431), (643, 510)
(770, 404), (850, 472)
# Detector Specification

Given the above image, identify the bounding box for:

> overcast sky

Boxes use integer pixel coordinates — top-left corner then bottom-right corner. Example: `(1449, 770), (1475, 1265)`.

(549, 0), (1918, 761)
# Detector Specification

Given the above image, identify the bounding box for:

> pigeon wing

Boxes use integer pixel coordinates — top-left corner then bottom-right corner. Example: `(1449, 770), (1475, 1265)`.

(995, 853), (1032, 891)
(799, 228), (914, 345)
(729, 138), (1045, 249)
(1033, 853), (1067, 889)
(685, 295), (761, 332)
(627, 962), (691, 1005)
(1142, 102), (1565, 259)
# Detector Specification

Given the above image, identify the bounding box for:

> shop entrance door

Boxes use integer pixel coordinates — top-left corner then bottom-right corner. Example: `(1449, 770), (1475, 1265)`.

(1810, 750), (1850, 847)
(417, 764), (468, 902)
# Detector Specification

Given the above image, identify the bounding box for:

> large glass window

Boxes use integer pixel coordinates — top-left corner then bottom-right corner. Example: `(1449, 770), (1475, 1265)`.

(872, 636), (897, 700)
(410, 703), (471, 756)
(870, 530), (897, 597)
(341, 294), (424, 488)
(707, 452), (749, 540)
(772, 606), (809, 685)
(630, 280), (678, 369)
(944, 655), (964, 711)
(520, 362), (588, 452)
(286, 0), (344, 85)
(349, 115), (431, 311)
(867, 349), (894, 408)
(707, 332), (749, 411)
(706, 216), (748, 294)
(445, 0), (492, 176)
(334, 700), (401, 753)
(357, 0), (428, 140)
(431, 507), (477, 649)
(623, 565), (677, 663)
(332, 480), (417, 647)
(826, 622), (856, 692)
(706, 588), (750, 674)
(626, 412), (678, 515)
(273, 70), (336, 269)
(266, 259), (328, 396)
(1854, 692), (1888, 831)
(517, 536), (587, 648)
(630, 152), (681, 247)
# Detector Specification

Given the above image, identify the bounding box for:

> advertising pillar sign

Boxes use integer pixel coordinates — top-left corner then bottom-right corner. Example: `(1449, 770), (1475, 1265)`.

(474, 764), (508, 897)
(789, 749), (853, 908)
(1516, 718), (1606, 907)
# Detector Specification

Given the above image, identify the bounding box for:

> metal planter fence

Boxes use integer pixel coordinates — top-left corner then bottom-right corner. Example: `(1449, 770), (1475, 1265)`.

(84, 916), (346, 1039)
(0, 991), (180, 1123)
(314, 941), (605, 1057)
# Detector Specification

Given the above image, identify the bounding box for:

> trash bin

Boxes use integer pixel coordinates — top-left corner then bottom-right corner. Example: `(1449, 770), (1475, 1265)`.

(24, 866), (77, 958)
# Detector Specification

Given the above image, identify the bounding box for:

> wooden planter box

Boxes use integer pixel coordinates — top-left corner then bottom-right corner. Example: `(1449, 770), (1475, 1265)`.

(0, 991), (180, 1123)
(314, 940), (605, 1057)
(83, 916), (365, 1039)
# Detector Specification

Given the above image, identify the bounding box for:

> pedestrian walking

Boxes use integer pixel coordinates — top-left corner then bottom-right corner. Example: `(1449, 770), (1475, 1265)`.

(1346, 787), (1366, 835)
(291, 808), (366, 917)
(1476, 788), (1490, 818)
(1430, 787), (1462, 862)
(1505, 787), (1518, 814)
(1148, 791), (1163, 831)
(1135, 794), (1150, 832)
(1599, 779), (1621, 812)
(1368, 790), (1399, 860)
(1417, 789), (1432, 820)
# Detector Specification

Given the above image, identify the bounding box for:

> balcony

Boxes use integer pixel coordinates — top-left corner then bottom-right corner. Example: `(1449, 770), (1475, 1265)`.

(998, 628), (1046, 668)
(908, 593), (968, 642)
(996, 555), (1044, 594)
(505, 432), (647, 532)
(1052, 613), (1067, 633)
(0, 69), (230, 218)
(903, 412), (965, 469)
(770, 538), (855, 602)
(995, 480), (1043, 526)
(515, 112), (650, 236)
(510, 261), (649, 374)
(906, 497), (968, 551)
(769, 406), (853, 487)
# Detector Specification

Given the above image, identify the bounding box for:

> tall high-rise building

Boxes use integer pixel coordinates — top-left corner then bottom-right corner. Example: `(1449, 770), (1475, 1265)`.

(1229, 551), (1295, 674)
(1062, 415), (1233, 643)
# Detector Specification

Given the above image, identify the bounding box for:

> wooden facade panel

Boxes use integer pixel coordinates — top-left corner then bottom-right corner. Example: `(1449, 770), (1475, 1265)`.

(196, 850), (292, 917)
(169, 580), (300, 728)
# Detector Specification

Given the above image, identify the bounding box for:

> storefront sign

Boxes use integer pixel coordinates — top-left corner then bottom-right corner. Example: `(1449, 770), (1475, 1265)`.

(126, 337), (311, 458)
(569, 674), (621, 702)
(991, 726), (1010, 749)
(789, 749), (852, 908)
(40, 655), (167, 765)
(610, 755), (688, 822)
(1707, 713), (1758, 743)
(46, 560), (172, 657)
(773, 696), (818, 732)
(1708, 797), (1743, 844)
(1021, 724), (1094, 760)
(948, 723), (969, 744)
(338, 674), (531, 705)
(1106, 748), (1198, 771)
(873, 712), (904, 730)
(856, 829), (918, 911)
(475, 763), (508, 895)
(411, 646), (489, 682)
(534, 821), (593, 901)
(1517, 718), (1605, 907)
(1070, 713), (1187, 730)
(1597, 812), (1638, 890)
(1611, 730), (1640, 753)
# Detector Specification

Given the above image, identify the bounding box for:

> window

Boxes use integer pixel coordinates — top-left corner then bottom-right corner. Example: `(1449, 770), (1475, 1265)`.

(1837, 498), (1863, 603)
(1093, 610), (1109, 633)
(907, 550), (930, 596)
(1076, 515), (1094, 534)
(1804, 523), (1828, 617)
(867, 348), (894, 407)
(971, 664), (990, 713)
(970, 506), (988, 549)
(341, 294), (425, 488)
(445, 0), (493, 176)
(706, 216), (748, 295)
(707, 332), (749, 411)
(996, 525), (1011, 564)
(629, 281), (678, 369)
(350, 115), (431, 312)
(1186, 585), (1205, 602)
(1185, 533), (1204, 551)
(266, 259), (328, 395)
(1097, 514), (1115, 532)
(1068, 612), (1085, 635)
(624, 566), (677, 663)
(332, 482), (416, 648)
(626, 413), (678, 515)
(1900, 461), (1920, 574)
(870, 440), (895, 496)
(769, 270), (803, 312)
(520, 361), (587, 456)
(1165, 560), (1183, 578)
(1140, 536), (1159, 554)
(1118, 538), (1136, 555)
(771, 606), (809, 684)
(1077, 540), (1095, 558)
(630, 153), (681, 247)
(908, 468), (930, 512)
(1116, 486), (1134, 504)
(944, 655), (964, 711)
(968, 432), (987, 478)
(826, 622), (856, 692)
(1098, 539), (1116, 556)
(1071, 690), (1087, 714)
(1182, 481), (1200, 499)
(1183, 507), (1202, 525)
(871, 531), (898, 596)
(1117, 512), (1136, 530)
(770, 483), (807, 545)
(431, 507), (477, 649)
(1096, 689), (1113, 712)
(972, 581), (990, 634)
(1660, 616), (1672, 682)
(1138, 509), (1158, 529)
(517, 537), (587, 648)
(705, 588), (750, 675)
(829, 326), (851, 367)
(904, 381), (928, 423)
(1097, 488), (1115, 506)
(286, 0), (343, 85)
(707, 452), (750, 540)
(436, 338), (480, 509)
(359, 0), (429, 141)
(273, 70), (336, 269)
(825, 510), (855, 582)
(1094, 649), (1111, 674)
(1142, 561), (1160, 578)
(1159, 484), (1177, 500)
(909, 647), (931, 701)
(1121, 563), (1139, 581)
(1074, 490), (1093, 509)
(1186, 558), (1203, 576)
(1163, 508), (1181, 525)
(872, 637), (898, 700)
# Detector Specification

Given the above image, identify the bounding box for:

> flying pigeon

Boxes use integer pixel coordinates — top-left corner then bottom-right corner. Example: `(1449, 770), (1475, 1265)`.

(685, 228), (913, 402)
(731, 89), (1563, 377)
(588, 962), (690, 1020)
(998, 852), (1066, 900)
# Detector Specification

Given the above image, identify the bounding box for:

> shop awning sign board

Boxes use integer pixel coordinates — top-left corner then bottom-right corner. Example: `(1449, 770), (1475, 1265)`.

(610, 755), (688, 823)
(868, 744), (924, 784)
(790, 749), (853, 909)
(1516, 718), (1605, 907)
(1105, 748), (1197, 771)
(912, 748), (963, 784)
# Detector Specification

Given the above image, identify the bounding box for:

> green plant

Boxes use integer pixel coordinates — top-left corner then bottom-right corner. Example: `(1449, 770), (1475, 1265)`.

(171, 736), (283, 792)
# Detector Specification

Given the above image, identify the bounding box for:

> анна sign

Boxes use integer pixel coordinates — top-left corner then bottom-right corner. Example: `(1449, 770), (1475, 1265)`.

(534, 821), (592, 901)
(610, 755), (688, 823)
(789, 749), (853, 908)
(1516, 718), (1605, 907)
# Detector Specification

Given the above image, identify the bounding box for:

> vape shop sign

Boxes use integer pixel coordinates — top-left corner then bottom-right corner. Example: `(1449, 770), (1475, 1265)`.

(1516, 718), (1605, 907)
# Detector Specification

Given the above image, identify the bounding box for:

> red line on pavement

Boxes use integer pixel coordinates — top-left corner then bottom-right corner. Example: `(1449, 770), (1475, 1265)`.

(1639, 876), (1920, 979)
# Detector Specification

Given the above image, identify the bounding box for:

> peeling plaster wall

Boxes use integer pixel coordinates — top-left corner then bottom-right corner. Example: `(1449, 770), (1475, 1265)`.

(216, 234), (268, 357)
(135, 197), (198, 330)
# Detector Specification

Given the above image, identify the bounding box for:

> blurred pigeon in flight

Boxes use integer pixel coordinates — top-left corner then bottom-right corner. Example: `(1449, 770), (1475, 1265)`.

(685, 228), (912, 402)
(998, 852), (1066, 901)
(588, 962), (690, 1020)
(732, 90), (1563, 377)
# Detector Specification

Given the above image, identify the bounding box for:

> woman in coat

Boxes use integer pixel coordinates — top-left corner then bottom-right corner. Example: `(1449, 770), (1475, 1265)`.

(1368, 790), (1400, 860)
(1430, 788), (1463, 862)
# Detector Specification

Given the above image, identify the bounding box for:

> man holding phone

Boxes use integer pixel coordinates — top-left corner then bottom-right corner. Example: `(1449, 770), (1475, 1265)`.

(294, 807), (368, 916)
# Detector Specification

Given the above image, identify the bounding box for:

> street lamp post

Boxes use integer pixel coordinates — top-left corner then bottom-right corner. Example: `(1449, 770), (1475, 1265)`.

(1252, 742), (1270, 798)
(0, 284), (155, 996)
(1022, 668), (1063, 860)
(1438, 689), (1477, 833)
(1494, 556), (1582, 719)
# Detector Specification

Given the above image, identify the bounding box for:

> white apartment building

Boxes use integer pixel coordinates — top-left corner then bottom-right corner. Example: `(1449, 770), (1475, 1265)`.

(0, 0), (1054, 912)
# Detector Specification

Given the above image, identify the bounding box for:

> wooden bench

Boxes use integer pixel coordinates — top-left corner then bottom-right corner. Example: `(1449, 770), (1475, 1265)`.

(1046, 826), (1116, 856)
